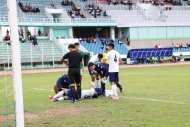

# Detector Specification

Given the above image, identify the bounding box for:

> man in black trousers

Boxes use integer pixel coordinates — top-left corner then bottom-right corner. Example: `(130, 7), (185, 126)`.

(61, 44), (82, 103)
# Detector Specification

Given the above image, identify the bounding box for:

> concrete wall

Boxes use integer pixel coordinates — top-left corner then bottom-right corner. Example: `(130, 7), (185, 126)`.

(129, 26), (190, 40)
(130, 38), (190, 48)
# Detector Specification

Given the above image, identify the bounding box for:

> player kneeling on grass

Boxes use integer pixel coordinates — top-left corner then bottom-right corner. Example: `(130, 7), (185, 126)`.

(54, 74), (69, 94)
(88, 61), (123, 96)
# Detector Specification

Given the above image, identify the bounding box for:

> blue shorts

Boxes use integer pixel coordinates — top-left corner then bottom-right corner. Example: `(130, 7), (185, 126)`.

(99, 70), (109, 79)
(65, 89), (72, 100)
(65, 89), (78, 100)
(95, 88), (102, 95)
(109, 72), (119, 82)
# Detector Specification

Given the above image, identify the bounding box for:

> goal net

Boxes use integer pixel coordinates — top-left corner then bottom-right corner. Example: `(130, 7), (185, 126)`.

(0, 44), (15, 127)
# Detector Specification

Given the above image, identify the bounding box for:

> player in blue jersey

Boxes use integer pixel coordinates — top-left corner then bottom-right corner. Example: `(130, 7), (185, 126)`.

(54, 74), (69, 94)
(88, 56), (124, 96)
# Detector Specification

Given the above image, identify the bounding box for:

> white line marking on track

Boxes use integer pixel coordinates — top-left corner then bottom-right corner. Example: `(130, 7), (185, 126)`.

(120, 96), (189, 105)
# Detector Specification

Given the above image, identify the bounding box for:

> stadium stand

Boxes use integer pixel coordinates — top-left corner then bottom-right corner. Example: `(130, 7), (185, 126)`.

(80, 38), (128, 55)
(35, 39), (63, 62)
(0, 0), (190, 69)
(173, 47), (190, 52)
(0, 39), (63, 70)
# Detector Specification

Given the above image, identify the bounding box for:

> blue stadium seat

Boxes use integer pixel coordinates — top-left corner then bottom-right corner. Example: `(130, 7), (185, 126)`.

(80, 39), (128, 55)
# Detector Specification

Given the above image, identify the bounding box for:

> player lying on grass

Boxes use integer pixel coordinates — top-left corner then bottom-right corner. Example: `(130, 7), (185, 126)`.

(49, 86), (114, 102)
(54, 74), (69, 94)
(49, 86), (103, 101)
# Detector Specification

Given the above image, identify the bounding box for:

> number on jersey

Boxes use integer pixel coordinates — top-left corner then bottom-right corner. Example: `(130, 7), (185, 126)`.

(114, 55), (117, 62)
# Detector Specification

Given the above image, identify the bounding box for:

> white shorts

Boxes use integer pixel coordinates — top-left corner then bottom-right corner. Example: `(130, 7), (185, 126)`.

(81, 88), (95, 99)
(80, 69), (83, 75)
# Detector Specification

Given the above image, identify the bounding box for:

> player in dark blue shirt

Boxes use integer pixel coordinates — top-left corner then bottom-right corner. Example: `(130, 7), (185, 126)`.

(54, 74), (69, 94)
(95, 61), (109, 79)
(89, 54), (124, 95)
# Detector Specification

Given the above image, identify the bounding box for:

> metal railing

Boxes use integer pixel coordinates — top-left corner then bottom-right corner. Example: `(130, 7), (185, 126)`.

(99, 4), (137, 10)
(0, 16), (115, 23)
(163, 6), (190, 11)
(0, 42), (64, 70)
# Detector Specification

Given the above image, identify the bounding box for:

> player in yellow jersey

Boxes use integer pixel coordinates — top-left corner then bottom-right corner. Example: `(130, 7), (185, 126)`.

(101, 48), (109, 64)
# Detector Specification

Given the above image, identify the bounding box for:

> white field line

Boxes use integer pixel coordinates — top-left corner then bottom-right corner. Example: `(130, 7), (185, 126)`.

(28, 88), (53, 92)
(120, 96), (188, 105)
(82, 72), (190, 76)
(119, 72), (190, 76)
(0, 76), (11, 83)
(29, 88), (189, 105)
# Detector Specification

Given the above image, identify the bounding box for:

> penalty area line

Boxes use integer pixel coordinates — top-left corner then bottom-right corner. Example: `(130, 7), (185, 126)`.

(120, 96), (189, 105)
(28, 88), (189, 106)
(31, 88), (53, 92)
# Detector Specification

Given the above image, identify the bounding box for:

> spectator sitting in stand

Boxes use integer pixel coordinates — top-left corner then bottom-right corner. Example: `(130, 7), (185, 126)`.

(27, 30), (31, 40)
(31, 35), (38, 46)
(187, 43), (190, 47)
(51, 2), (55, 8)
(61, 0), (72, 6)
(103, 11), (108, 17)
(18, 2), (40, 13)
(38, 29), (42, 36)
(85, 4), (103, 18)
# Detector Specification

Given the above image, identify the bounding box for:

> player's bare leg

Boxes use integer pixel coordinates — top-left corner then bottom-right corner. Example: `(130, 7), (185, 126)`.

(95, 75), (101, 88)
(91, 75), (96, 88)
(49, 89), (66, 101)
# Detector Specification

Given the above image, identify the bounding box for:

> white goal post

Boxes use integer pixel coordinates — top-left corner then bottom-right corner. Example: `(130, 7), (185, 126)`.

(7, 0), (25, 127)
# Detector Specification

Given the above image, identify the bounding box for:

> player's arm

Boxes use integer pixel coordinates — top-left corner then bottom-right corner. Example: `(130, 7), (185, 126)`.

(119, 57), (122, 65)
(82, 58), (85, 72)
(61, 53), (69, 64)
(81, 52), (85, 72)
(102, 53), (109, 64)
(80, 54), (83, 66)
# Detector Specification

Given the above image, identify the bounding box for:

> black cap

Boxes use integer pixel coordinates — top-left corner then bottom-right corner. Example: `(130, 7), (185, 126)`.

(107, 43), (114, 49)
(88, 62), (94, 68)
(68, 44), (75, 49)
(98, 54), (103, 59)
(74, 42), (80, 46)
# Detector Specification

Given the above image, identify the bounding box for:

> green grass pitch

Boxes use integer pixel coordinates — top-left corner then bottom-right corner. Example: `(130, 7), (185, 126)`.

(1, 65), (190, 127)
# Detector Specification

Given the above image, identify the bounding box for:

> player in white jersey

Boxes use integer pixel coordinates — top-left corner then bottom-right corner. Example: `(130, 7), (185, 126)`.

(103, 43), (122, 100)
(88, 54), (98, 63)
